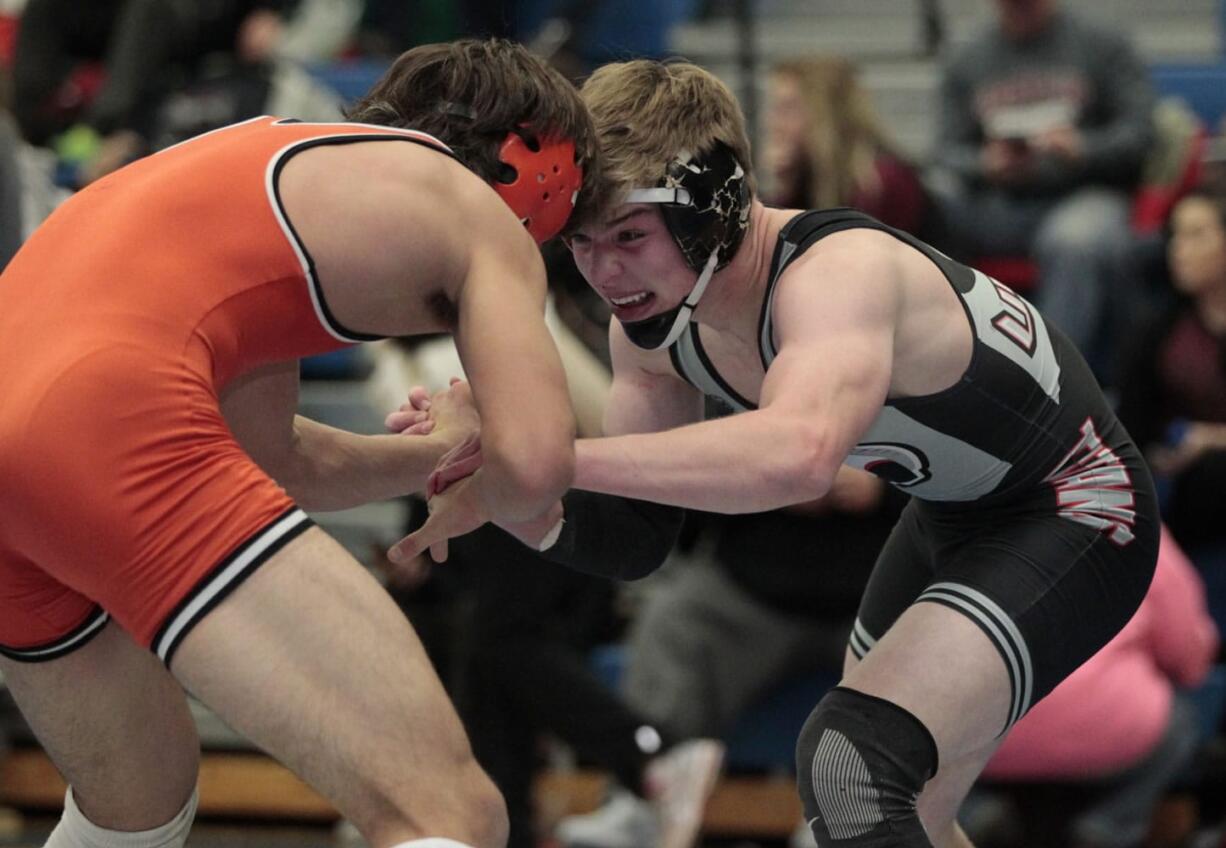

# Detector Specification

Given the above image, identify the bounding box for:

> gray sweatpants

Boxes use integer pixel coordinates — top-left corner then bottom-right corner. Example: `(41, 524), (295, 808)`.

(621, 558), (849, 741)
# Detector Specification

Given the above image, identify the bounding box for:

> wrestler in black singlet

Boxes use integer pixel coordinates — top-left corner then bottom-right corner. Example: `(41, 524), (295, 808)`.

(667, 208), (1158, 729)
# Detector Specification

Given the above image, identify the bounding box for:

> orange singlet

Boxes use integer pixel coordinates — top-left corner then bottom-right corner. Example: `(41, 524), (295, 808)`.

(0, 117), (450, 665)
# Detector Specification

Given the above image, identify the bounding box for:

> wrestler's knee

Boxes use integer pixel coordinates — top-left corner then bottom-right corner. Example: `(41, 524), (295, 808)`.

(795, 687), (938, 847)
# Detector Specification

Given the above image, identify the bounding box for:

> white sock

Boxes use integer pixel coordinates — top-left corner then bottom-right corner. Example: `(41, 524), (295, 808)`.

(44, 786), (197, 848)
(388, 841), (477, 848)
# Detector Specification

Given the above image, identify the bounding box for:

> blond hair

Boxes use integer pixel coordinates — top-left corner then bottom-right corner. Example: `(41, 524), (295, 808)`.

(579, 60), (754, 221)
(770, 57), (900, 209)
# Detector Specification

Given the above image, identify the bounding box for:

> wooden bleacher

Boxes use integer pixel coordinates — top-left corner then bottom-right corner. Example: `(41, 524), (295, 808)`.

(0, 747), (803, 839)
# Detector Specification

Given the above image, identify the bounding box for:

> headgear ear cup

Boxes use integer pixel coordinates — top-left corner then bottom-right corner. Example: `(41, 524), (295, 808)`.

(493, 129), (583, 244)
(616, 143), (751, 350)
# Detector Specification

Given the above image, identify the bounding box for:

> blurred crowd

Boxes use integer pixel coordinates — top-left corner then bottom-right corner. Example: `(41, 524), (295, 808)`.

(2, 1), (1226, 847)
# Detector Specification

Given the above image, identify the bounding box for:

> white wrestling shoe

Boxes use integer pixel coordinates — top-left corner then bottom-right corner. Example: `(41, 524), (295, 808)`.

(790, 818), (819, 848)
(644, 738), (725, 848)
(555, 738), (725, 848)
(554, 786), (659, 848)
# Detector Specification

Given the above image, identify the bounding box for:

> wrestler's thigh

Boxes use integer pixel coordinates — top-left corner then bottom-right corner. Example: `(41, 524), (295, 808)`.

(842, 601), (1012, 770)
(169, 527), (491, 840)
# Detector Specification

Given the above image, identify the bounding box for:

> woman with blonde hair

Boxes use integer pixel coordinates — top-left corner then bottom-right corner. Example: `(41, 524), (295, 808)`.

(764, 56), (929, 235)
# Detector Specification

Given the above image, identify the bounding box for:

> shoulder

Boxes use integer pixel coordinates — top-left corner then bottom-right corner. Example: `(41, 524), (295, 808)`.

(771, 229), (903, 331)
(293, 137), (478, 216)
(359, 141), (488, 216)
(341, 139), (537, 263)
(783, 227), (901, 283)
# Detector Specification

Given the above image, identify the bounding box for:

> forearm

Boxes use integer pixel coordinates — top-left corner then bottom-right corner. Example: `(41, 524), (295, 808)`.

(575, 410), (833, 513)
(282, 416), (451, 511)
(474, 430), (575, 523)
(1193, 422), (1226, 450)
(541, 491), (683, 580)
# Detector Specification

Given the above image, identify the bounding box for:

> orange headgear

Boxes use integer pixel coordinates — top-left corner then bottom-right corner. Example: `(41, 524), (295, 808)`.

(492, 127), (583, 244)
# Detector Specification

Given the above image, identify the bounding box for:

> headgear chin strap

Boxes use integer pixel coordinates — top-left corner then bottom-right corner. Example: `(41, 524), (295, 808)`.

(617, 143), (750, 350)
(493, 126), (583, 244)
(618, 251), (719, 350)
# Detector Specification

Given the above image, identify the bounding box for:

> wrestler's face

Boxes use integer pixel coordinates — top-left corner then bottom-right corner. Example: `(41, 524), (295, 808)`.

(1169, 196), (1226, 298)
(568, 205), (696, 323)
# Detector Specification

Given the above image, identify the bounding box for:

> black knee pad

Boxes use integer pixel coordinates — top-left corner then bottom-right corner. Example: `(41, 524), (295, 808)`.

(795, 687), (938, 846)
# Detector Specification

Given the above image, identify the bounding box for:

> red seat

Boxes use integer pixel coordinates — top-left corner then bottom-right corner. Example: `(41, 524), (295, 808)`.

(973, 255), (1043, 293)
(0, 14), (18, 69)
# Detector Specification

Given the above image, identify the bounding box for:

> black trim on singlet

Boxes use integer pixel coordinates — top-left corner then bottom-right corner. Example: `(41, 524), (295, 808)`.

(0, 605), (110, 663)
(755, 226), (800, 372)
(670, 209), (870, 402)
(728, 207), (1066, 447)
(758, 212), (816, 364)
(667, 343), (693, 388)
(891, 343), (1064, 467)
(268, 131), (460, 344)
(152, 507), (315, 667)
(664, 207), (1093, 502)
(757, 208), (977, 366)
(784, 211), (1070, 481)
(916, 580), (1034, 730)
(689, 326), (755, 411)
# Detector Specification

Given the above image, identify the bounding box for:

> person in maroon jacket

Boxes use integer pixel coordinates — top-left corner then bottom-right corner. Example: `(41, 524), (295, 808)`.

(761, 56), (930, 238)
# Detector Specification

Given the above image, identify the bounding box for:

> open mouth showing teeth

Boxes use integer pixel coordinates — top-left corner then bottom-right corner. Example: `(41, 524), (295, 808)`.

(610, 292), (651, 307)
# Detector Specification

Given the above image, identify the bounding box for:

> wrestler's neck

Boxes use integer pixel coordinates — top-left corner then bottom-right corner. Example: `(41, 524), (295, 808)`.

(690, 201), (787, 346)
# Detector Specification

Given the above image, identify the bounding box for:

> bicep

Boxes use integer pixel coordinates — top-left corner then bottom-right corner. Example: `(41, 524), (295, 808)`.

(219, 360), (301, 471)
(760, 334), (892, 463)
(759, 247), (897, 462)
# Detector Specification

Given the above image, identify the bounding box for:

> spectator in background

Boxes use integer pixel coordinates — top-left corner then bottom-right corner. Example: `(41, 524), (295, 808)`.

(355, 0), (460, 58)
(968, 527), (1218, 848)
(271, 0), (362, 65)
(0, 63), (71, 271)
(930, 0), (1154, 384)
(450, 528), (702, 848)
(762, 56), (930, 238)
(556, 463), (906, 848)
(1117, 182), (1226, 639)
(459, 0), (699, 77)
(11, 0), (354, 185)
(14, 1), (284, 176)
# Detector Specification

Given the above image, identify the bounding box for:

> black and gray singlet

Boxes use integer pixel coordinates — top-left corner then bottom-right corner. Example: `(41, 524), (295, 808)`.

(666, 208), (1159, 729)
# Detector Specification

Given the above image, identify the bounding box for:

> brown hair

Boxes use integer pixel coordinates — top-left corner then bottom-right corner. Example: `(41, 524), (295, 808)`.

(579, 60), (755, 222)
(769, 57), (903, 209)
(346, 38), (601, 231)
